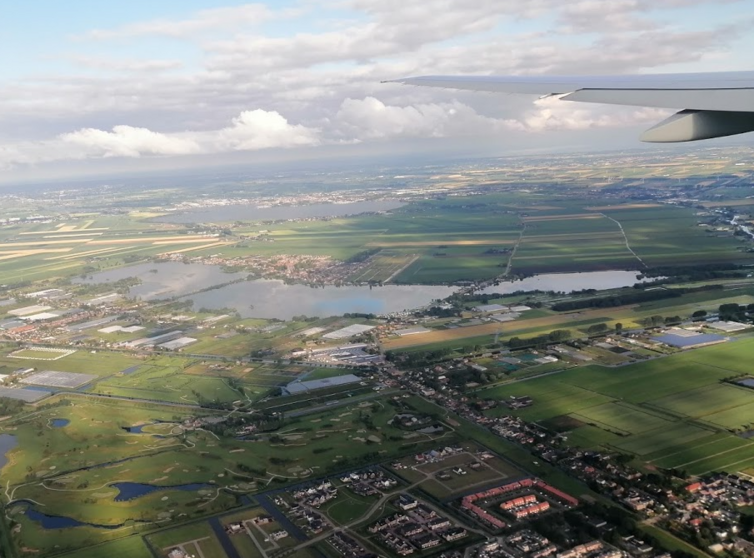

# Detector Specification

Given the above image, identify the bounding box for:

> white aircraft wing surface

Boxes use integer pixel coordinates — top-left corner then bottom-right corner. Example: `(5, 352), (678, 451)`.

(387, 72), (754, 142)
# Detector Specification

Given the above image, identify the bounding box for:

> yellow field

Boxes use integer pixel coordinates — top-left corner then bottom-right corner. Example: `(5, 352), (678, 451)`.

(585, 204), (663, 211)
(0, 239), (91, 248)
(157, 241), (233, 255)
(0, 234), (220, 263)
(89, 235), (215, 245)
(0, 249), (72, 261)
(517, 232), (622, 241)
(382, 308), (625, 350)
(368, 239), (516, 247)
(522, 214), (601, 222)
(19, 229), (110, 236)
(701, 200), (754, 208)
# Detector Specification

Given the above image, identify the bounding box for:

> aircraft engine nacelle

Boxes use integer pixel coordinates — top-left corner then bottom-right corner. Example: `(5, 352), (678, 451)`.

(640, 109), (754, 142)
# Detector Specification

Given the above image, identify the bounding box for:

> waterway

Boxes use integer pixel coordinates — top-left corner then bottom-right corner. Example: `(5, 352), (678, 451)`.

(476, 270), (652, 295)
(0, 433), (18, 470)
(153, 200), (405, 224)
(76, 262), (456, 319)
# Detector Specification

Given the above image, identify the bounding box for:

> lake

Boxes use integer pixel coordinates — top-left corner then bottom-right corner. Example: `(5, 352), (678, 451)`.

(76, 262), (456, 319)
(0, 434), (17, 470)
(110, 482), (213, 502)
(154, 200), (405, 224)
(74, 261), (246, 300)
(186, 280), (456, 319)
(50, 419), (69, 428)
(476, 271), (651, 295)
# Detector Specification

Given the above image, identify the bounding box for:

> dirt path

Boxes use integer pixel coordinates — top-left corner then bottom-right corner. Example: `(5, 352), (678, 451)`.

(602, 213), (647, 268)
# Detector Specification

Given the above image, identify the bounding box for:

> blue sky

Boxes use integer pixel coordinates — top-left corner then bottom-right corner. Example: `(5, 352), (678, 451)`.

(0, 0), (752, 182)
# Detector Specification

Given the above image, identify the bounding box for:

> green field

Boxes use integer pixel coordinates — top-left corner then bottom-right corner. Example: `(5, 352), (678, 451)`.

(0, 393), (451, 555)
(477, 337), (754, 474)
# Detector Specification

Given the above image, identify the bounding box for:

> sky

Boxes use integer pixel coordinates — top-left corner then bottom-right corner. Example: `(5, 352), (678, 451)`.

(1, 0), (753, 183)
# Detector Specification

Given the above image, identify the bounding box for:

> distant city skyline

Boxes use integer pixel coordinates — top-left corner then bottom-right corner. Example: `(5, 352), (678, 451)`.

(1, 0), (753, 182)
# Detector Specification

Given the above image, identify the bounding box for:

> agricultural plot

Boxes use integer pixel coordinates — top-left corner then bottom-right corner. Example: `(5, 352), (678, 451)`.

(9, 347), (76, 361)
(480, 338), (754, 473)
(20, 370), (96, 388)
(0, 216), (227, 283)
(512, 215), (639, 274)
(571, 402), (675, 436)
(0, 350), (144, 381)
(648, 384), (754, 420)
(602, 206), (754, 268)
(347, 251), (419, 283)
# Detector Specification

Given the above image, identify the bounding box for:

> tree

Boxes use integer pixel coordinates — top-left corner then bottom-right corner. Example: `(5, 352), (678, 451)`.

(692, 310), (707, 319)
(588, 323), (608, 334)
(615, 322), (623, 333)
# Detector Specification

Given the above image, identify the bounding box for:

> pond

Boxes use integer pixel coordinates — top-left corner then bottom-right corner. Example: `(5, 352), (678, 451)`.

(476, 270), (652, 295)
(50, 419), (69, 428)
(76, 262), (456, 319)
(0, 434), (17, 470)
(110, 482), (214, 502)
(121, 424), (148, 433)
(23, 507), (122, 530)
(153, 200), (405, 224)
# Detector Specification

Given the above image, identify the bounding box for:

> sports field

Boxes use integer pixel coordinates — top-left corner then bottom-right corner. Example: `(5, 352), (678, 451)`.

(478, 337), (754, 476)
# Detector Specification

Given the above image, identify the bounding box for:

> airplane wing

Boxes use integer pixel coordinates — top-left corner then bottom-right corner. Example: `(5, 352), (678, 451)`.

(387, 72), (754, 142)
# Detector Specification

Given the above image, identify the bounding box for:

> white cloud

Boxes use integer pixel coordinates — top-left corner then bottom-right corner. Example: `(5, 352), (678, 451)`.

(0, 110), (319, 169)
(333, 96), (670, 142)
(503, 96), (671, 132)
(0, 0), (749, 176)
(61, 126), (202, 158)
(334, 97), (504, 140)
(213, 110), (320, 150)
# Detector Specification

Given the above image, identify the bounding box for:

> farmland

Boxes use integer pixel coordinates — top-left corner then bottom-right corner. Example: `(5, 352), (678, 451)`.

(477, 337), (754, 475)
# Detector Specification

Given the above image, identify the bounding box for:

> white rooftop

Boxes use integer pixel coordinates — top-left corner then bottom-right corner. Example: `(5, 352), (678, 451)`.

(708, 321), (749, 333)
(323, 324), (375, 340)
(21, 312), (60, 321)
(8, 305), (52, 316)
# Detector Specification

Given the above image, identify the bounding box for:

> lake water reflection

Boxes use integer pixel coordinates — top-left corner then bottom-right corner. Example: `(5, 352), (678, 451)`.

(186, 280), (456, 319)
(74, 261), (246, 300)
(476, 271), (649, 295)
(76, 264), (648, 321)
(76, 262), (456, 319)
(154, 200), (405, 224)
